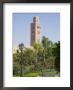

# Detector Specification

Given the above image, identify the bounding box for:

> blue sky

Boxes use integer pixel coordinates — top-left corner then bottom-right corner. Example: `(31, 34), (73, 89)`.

(13, 13), (60, 49)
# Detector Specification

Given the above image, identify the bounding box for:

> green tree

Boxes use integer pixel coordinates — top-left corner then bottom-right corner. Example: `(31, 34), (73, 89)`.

(42, 36), (49, 62)
(13, 52), (20, 76)
(24, 48), (35, 65)
(42, 36), (56, 70)
(53, 41), (60, 72)
(34, 43), (42, 63)
(13, 39), (60, 77)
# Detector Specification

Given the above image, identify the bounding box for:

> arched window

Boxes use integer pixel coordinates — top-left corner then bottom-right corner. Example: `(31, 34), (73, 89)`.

(37, 26), (40, 29)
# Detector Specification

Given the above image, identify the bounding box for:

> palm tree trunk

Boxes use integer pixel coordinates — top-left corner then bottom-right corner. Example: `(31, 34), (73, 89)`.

(36, 50), (38, 63)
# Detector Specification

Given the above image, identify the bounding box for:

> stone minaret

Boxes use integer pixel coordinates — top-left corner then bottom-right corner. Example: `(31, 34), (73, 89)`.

(31, 16), (41, 46)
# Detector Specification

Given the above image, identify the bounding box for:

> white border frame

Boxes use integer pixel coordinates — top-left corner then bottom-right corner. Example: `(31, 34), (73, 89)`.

(4, 3), (70, 87)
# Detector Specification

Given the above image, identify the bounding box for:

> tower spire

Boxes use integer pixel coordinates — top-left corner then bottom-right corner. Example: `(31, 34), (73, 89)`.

(31, 16), (41, 46)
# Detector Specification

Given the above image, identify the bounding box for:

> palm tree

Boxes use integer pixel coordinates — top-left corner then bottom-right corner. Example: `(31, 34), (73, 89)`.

(42, 36), (49, 62)
(34, 43), (41, 63)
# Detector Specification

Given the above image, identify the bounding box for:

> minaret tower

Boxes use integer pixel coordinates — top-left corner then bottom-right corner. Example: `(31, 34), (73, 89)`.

(31, 16), (41, 46)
